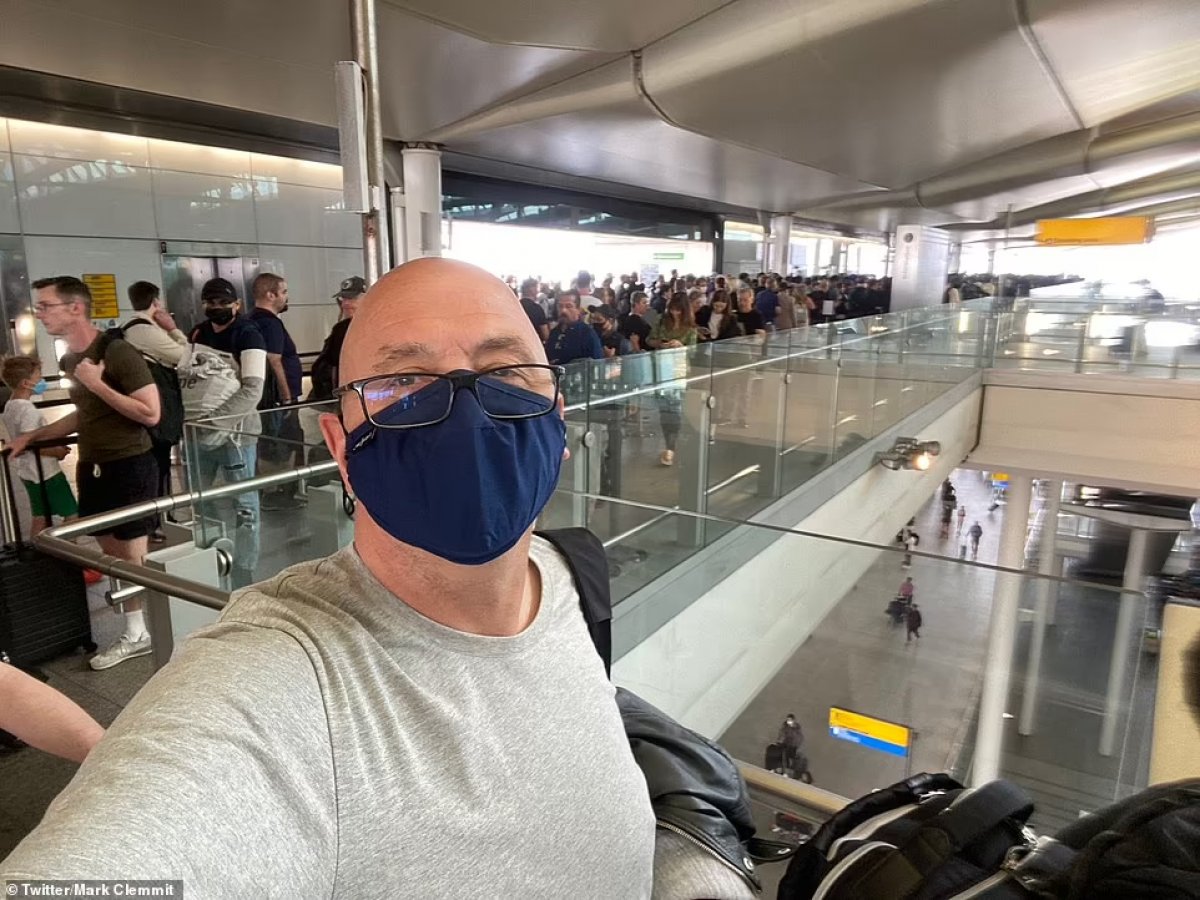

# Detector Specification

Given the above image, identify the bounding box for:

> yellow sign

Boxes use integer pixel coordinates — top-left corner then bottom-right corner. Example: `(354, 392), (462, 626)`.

(1035, 217), (1153, 246)
(81, 273), (120, 320)
(829, 707), (911, 757)
(991, 472), (1010, 483)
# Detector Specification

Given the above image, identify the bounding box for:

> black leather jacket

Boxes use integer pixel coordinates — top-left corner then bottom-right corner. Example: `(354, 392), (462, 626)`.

(619, 688), (767, 893)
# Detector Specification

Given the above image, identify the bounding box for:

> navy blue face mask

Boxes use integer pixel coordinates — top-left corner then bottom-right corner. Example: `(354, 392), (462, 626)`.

(343, 377), (566, 565)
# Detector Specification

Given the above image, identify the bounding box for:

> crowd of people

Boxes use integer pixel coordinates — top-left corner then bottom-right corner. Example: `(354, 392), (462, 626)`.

(0, 272), (365, 674)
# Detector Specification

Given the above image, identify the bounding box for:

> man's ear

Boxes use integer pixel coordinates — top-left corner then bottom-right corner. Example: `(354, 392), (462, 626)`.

(319, 412), (353, 489)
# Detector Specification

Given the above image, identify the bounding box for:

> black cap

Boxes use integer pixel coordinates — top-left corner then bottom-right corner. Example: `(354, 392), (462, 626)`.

(591, 304), (618, 321)
(200, 277), (238, 302)
(334, 276), (366, 300)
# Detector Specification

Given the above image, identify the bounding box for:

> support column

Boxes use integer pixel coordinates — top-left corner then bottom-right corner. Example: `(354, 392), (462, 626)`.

(1019, 480), (1063, 735)
(769, 214), (793, 275)
(350, 0), (389, 282)
(972, 473), (1033, 786)
(1100, 527), (1150, 757)
(400, 144), (444, 263)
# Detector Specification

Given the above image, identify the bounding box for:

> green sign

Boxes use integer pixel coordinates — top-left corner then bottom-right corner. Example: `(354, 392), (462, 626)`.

(653, 252), (685, 260)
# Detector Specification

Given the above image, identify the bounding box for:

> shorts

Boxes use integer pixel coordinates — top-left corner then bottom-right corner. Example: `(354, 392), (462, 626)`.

(77, 451), (158, 541)
(22, 472), (79, 519)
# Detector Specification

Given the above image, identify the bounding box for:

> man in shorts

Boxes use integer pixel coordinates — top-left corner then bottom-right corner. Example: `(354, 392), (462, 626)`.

(9, 277), (160, 670)
(1, 356), (77, 534)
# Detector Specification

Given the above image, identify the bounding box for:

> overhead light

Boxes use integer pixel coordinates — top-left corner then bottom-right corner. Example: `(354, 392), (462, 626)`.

(877, 437), (941, 471)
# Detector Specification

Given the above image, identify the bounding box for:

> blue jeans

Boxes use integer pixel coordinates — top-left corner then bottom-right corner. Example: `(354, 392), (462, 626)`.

(193, 440), (259, 588)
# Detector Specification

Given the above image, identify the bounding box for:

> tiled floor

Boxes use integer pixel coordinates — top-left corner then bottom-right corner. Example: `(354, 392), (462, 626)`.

(717, 469), (1007, 801)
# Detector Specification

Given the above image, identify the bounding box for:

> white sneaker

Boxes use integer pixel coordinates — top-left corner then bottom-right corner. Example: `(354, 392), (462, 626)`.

(89, 634), (152, 671)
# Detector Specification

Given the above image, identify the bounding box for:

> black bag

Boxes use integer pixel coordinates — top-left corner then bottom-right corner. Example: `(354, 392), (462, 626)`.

(778, 773), (1035, 900)
(765, 742), (785, 772)
(106, 323), (185, 446)
(0, 452), (93, 667)
(534, 527), (612, 675)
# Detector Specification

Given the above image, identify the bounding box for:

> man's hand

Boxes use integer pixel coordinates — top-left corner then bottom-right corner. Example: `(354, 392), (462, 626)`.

(152, 308), (178, 332)
(6, 435), (30, 457)
(73, 358), (105, 392)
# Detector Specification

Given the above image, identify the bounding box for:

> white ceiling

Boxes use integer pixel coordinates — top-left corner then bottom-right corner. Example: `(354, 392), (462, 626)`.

(2, 0), (1199, 229)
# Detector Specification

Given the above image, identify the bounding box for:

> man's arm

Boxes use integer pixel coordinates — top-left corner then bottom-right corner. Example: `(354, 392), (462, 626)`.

(5, 411), (79, 457)
(0, 622), (336, 893)
(207, 348), (266, 420)
(587, 326), (605, 360)
(123, 319), (187, 367)
(267, 353), (292, 404)
(73, 362), (160, 427)
(0, 663), (103, 763)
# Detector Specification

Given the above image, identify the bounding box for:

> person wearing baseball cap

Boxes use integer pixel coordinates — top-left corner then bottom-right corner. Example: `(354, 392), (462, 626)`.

(309, 276), (367, 401)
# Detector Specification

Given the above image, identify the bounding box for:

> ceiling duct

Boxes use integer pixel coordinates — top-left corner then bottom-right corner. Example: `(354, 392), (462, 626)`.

(942, 165), (1200, 232)
(813, 111), (1200, 215)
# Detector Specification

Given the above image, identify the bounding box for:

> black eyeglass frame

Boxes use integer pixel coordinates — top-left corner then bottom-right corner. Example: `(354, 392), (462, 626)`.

(333, 364), (566, 430)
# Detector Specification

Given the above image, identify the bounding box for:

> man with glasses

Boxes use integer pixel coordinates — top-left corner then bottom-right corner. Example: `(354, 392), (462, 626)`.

(8, 277), (161, 670)
(2, 259), (656, 897)
(185, 277), (267, 588)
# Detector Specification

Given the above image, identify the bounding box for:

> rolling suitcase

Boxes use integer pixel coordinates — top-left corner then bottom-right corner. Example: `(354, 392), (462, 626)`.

(765, 742), (785, 772)
(0, 449), (93, 667)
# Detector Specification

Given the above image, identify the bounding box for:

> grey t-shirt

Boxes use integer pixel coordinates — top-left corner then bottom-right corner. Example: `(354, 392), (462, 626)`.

(2, 538), (656, 898)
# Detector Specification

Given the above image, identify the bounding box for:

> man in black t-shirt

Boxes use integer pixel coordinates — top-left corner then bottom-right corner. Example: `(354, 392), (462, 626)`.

(187, 277), (268, 588)
(735, 288), (767, 335)
(618, 292), (653, 352)
(308, 276), (364, 403)
(519, 278), (549, 341)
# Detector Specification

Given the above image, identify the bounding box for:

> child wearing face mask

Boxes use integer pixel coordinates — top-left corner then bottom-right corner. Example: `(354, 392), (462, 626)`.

(1, 356), (77, 535)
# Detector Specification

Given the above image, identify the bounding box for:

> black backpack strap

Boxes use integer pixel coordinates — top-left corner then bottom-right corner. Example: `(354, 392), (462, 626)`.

(864, 780), (1034, 897)
(535, 528), (612, 676)
(120, 318), (152, 332)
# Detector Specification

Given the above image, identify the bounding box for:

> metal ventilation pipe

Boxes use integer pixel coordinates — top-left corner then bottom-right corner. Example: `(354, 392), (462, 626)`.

(815, 111), (1200, 213)
(941, 164), (1200, 231)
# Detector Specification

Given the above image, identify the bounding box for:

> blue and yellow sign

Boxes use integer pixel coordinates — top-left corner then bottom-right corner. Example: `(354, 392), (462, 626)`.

(829, 707), (911, 758)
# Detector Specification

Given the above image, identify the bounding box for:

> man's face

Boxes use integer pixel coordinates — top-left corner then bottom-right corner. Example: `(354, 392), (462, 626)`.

(34, 287), (80, 336)
(633, 298), (649, 316)
(557, 297), (580, 324)
(204, 296), (239, 322)
(738, 292), (754, 312)
(274, 281), (290, 312)
(321, 258), (554, 478)
(340, 294), (362, 318)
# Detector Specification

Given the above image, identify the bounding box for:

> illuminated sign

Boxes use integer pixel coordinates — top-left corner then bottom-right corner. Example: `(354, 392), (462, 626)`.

(81, 273), (120, 320)
(829, 707), (911, 757)
(1035, 217), (1153, 246)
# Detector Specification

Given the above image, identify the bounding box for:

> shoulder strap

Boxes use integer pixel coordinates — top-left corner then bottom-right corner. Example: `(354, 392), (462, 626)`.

(534, 528), (612, 676)
(861, 780), (1034, 897)
(121, 318), (152, 332)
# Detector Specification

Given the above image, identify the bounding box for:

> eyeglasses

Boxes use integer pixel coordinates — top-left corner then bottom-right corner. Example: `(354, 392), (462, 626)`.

(334, 364), (565, 430)
(33, 302), (68, 313)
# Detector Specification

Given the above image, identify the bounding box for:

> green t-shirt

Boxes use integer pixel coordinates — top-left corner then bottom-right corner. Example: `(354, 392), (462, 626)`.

(62, 332), (154, 463)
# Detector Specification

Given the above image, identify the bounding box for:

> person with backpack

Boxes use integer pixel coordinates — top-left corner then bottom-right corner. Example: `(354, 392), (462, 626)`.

(8, 276), (161, 671)
(120, 281), (186, 542)
(906, 602), (923, 642)
(308, 277), (365, 404)
(182, 277), (267, 589)
(777, 713), (805, 776)
(968, 520), (984, 559)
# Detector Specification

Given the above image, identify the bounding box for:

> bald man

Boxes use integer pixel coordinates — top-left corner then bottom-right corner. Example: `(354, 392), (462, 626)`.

(2, 260), (656, 898)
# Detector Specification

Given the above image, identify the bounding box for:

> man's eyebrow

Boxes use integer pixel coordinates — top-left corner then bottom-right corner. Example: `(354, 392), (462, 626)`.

(374, 342), (436, 371)
(474, 335), (532, 357)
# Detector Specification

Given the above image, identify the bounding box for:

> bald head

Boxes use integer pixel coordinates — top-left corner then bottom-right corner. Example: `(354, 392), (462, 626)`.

(339, 259), (546, 420)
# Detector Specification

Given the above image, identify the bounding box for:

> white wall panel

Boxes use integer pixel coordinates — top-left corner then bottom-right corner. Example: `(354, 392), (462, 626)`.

(0, 149), (19, 234)
(255, 182), (361, 248)
(152, 170), (257, 243)
(250, 154), (343, 190)
(148, 139), (254, 179)
(7, 119), (150, 166)
(13, 154), (157, 238)
(23, 236), (162, 364)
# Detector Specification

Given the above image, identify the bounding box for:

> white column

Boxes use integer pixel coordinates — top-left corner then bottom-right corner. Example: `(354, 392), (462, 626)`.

(1099, 527), (1150, 757)
(400, 145), (443, 264)
(972, 473), (1033, 786)
(769, 214), (793, 275)
(1018, 480), (1062, 735)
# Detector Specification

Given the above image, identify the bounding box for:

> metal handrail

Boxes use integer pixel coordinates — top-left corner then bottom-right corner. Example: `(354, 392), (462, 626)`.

(32, 459), (339, 611)
(738, 762), (848, 818)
